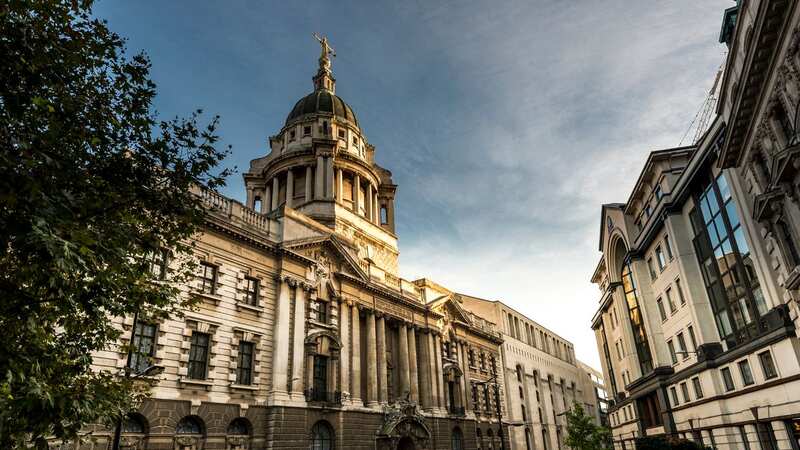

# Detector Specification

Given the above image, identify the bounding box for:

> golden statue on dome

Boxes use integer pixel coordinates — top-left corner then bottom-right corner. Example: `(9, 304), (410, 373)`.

(313, 33), (335, 64)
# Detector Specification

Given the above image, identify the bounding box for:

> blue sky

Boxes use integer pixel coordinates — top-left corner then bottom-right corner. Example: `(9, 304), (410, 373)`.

(96, 0), (732, 369)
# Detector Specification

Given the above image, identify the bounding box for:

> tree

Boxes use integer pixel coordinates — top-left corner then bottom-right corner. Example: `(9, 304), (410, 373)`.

(0, 0), (231, 447)
(564, 402), (612, 450)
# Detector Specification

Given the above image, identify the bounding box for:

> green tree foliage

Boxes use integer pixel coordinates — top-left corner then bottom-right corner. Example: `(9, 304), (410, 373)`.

(565, 402), (612, 450)
(0, 0), (231, 447)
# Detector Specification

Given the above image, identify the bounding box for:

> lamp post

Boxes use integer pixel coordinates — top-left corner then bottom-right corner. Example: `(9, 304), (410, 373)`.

(475, 373), (506, 450)
(110, 309), (164, 450)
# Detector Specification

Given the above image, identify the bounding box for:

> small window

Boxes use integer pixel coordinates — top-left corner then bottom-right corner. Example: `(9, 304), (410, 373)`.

(721, 367), (735, 392)
(656, 246), (667, 271)
(668, 340), (677, 364)
(253, 197), (262, 212)
(692, 377), (703, 399)
(738, 359), (754, 386)
(676, 278), (686, 305)
(122, 414), (146, 434)
(654, 184), (663, 201)
(380, 206), (388, 224)
(338, 129), (345, 139)
(148, 249), (168, 280)
(657, 298), (667, 321)
(188, 331), (210, 380)
(468, 349), (476, 367)
(316, 300), (328, 323)
(616, 341), (623, 360)
(647, 258), (657, 280)
(758, 351), (778, 379)
(237, 341), (254, 385)
(198, 262), (217, 294)
(664, 235), (674, 260)
(687, 325), (698, 350)
(244, 276), (259, 306)
(680, 382), (690, 403)
(303, 125), (312, 136)
(130, 322), (157, 373)
(227, 418), (249, 436)
(676, 332), (688, 359)
(666, 288), (677, 313)
(289, 130), (296, 141)
(352, 136), (358, 145)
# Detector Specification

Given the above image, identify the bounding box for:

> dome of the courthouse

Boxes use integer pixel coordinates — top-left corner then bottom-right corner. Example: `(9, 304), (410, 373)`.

(285, 90), (359, 128)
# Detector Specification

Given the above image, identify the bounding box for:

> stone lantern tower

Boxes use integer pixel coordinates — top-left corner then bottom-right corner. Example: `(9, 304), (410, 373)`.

(244, 36), (399, 274)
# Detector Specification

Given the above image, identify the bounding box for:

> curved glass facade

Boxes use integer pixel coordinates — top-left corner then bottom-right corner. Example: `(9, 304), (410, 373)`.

(621, 259), (654, 375)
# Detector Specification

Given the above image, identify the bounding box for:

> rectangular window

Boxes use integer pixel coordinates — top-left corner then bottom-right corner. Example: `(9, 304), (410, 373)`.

(738, 359), (754, 386)
(616, 341), (623, 360)
(289, 129), (296, 141)
(316, 300), (328, 323)
(654, 184), (663, 201)
(468, 349), (476, 367)
(676, 278), (686, 305)
(666, 287), (677, 313)
(721, 367), (735, 392)
(692, 377), (703, 399)
(244, 276), (259, 306)
(338, 129), (346, 139)
(303, 125), (311, 136)
(739, 426), (752, 450)
(677, 332), (688, 359)
(236, 341), (254, 385)
(130, 322), (157, 373)
(148, 249), (168, 280)
(198, 262), (217, 294)
(657, 298), (667, 321)
(648, 258), (657, 280)
(687, 325), (697, 351)
(668, 340), (677, 364)
(664, 235), (674, 260)
(483, 386), (491, 412)
(188, 332), (210, 380)
(758, 351), (778, 379)
(670, 386), (679, 406)
(656, 246), (667, 271)
(680, 382), (690, 403)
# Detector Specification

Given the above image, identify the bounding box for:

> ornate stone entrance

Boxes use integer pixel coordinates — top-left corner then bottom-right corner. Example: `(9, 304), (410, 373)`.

(376, 401), (431, 450)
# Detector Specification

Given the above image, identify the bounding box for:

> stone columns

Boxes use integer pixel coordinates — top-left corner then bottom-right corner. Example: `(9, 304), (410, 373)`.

(325, 156), (334, 199)
(366, 183), (374, 222)
(433, 333), (445, 410)
(290, 284), (306, 397)
(351, 305), (362, 405)
(315, 156), (324, 200)
(419, 330), (432, 410)
(339, 300), (350, 400)
(366, 311), (378, 406)
(285, 169), (294, 208)
(459, 341), (472, 411)
(398, 322), (411, 398)
(336, 169), (343, 204)
(377, 315), (388, 403)
(353, 174), (361, 215)
(374, 192), (380, 224)
(305, 166), (312, 203)
(271, 277), (292, 400)
(408, 327), (419, 403)
(263, 185), (271, 213)
(271, 176), (279, 210)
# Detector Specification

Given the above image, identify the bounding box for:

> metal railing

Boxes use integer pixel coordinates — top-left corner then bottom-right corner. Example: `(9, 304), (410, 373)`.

(304, 388), (342, 405)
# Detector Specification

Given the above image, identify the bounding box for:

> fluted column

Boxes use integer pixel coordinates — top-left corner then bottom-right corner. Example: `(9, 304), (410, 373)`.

(459, 341), (473, 411)
(271, 277), (292, 400)
(325, 156), (334, 199)
(285, 169), (294, 208)
(353, 174), (361, 215)
(419, 330), (432, 410)
(351, 305), (362, 405)
(408, 327), (419, 403)
(433, 333), (445, 410)
(398, 322), (411, 398)
(305, 166), (312, 203)
(339, 300), (350, 400)
(366, 311), (378, 406)
(377, 315), (388, 403)
(263, 185), (271, 213)
(336, 169), (343, 204)
(290, 284), (306, 397)
(271, 176), (279, 210)
(315, 156), (324, 200)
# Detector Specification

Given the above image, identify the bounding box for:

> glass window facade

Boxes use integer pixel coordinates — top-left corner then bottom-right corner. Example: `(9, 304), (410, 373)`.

(621, 259), (653, 374)
(690, 173), (767, 345)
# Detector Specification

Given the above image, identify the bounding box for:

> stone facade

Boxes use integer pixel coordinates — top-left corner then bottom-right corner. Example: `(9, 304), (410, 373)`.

(67, 38), (515, 450)
(590, 4), (800, 447)
(458, 296), (607, 450)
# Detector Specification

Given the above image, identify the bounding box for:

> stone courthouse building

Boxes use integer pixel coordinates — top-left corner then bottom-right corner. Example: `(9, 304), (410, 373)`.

(88, 38), (514, 450)
(591, 2), (800, 449)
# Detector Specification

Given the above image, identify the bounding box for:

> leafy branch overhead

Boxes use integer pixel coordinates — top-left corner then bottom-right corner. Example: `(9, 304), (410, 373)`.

(0, 0), (231, 447)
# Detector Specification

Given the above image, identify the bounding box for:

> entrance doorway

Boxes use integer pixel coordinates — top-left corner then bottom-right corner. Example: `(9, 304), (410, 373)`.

(397, 437), (415, 450)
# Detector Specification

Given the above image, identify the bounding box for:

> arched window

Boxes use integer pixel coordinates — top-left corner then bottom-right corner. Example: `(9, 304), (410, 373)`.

(311, 421), (334, 450)
(253, 196), (262, 212)
(176, 416), (203, 435)
(525, 428), (533, 450)
(487, 429), (495, 450)
(122, 414), (146, 434)
(227, 418), (250, 436)
(451, 427), (464, 450)
(476, 429), (483, 450)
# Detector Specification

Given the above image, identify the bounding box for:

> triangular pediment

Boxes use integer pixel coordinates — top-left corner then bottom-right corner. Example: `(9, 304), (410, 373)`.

(283, 234), (369, 282)
(429, 294), (473, 326)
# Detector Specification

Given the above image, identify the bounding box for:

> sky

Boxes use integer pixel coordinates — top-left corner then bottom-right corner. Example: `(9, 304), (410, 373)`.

(95, 0), (733, 370)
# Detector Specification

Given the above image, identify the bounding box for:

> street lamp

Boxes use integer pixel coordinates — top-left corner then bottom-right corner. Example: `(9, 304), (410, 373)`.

(474, 373), (506, 450)
(110, 309), (164, 450)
